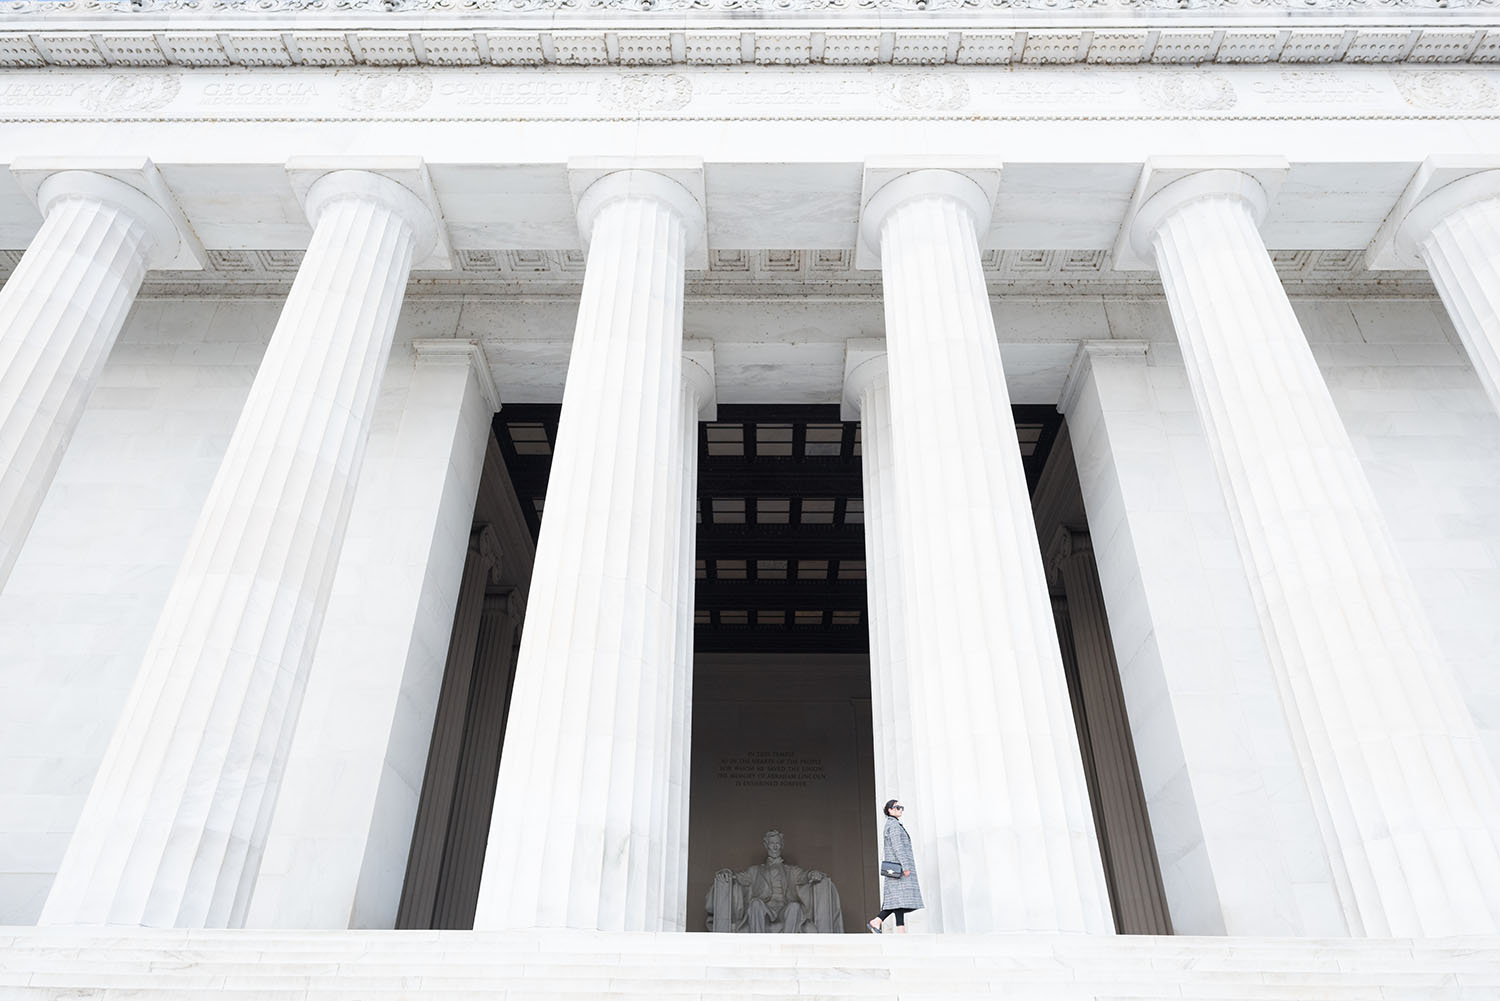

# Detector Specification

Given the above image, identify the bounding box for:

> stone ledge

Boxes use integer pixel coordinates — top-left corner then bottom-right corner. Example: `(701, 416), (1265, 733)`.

(2, 926), (1498, 1000)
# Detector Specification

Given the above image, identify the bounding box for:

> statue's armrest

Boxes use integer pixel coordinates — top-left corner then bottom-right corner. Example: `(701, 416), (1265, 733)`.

(705, 869), (747, 932)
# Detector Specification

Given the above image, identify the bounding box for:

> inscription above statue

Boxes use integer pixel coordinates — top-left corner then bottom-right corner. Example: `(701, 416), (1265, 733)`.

(705, 829), (843, 933)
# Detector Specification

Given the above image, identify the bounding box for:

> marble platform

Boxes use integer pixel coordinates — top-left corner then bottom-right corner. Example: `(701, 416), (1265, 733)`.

(2, 927), (1497, 1000)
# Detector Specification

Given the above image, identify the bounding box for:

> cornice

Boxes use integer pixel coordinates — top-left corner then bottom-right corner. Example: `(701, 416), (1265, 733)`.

(6, 22), (1500, 69)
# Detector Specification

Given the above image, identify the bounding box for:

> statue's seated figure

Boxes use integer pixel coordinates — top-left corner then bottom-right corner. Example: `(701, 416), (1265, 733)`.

(705, 829), (843, 933)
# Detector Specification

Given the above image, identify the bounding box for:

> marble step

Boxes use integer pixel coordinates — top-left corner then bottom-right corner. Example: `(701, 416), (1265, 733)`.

(5, 928), (1498, 1001)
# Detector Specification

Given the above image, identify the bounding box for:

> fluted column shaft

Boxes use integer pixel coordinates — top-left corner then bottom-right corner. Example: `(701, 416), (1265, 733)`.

(41, 170), (435, 928)
(848, 353), (941, 928)
(1140, 170), (1500, 936)
(433, 591), (522, 929)
(660, 357), (708, 931)
(866, 170), (1111, 934)
(474, 171), (702, 931)
(0, 172), (174, 589)
(1412, 194), (1500, 418)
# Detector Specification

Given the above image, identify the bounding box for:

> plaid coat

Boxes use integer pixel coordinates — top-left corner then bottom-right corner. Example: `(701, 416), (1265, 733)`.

(880, 816), (924, 910)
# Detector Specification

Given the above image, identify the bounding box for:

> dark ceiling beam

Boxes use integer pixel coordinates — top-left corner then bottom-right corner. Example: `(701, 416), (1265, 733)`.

(697, 468), (863, 495)
(694, 579), (869, 607)
(694, 527), (866, 559)
(695, 628), (871, 654)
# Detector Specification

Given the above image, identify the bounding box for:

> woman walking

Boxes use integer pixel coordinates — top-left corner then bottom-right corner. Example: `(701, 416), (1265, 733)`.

(868, 798), (922, 933)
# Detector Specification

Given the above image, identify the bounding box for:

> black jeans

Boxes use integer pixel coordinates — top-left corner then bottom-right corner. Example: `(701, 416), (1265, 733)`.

(876, 907), (911, 926)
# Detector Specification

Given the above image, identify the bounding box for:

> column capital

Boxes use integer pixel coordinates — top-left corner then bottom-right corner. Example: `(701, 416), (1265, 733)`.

(841, 338), (888, 420)
(11, 157), (204, 270)
(856, 160), (1001, 270)
(1043, 524), (1092, 592)
(1113, 157), (1287, 271)
(569, 158), (707, 269)
(483, 587), (521, 620)
(286, 157), (450, 270)
(1368, 156), (1500, 270)
(1059, 340), (1149, 415)
(683, 339), (717, 420)
(472, 524), (505, 590)
(411, 338), (502, 413)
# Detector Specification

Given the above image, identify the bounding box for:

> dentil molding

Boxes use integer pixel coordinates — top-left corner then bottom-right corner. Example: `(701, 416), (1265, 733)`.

(6, 24), (1500, 70)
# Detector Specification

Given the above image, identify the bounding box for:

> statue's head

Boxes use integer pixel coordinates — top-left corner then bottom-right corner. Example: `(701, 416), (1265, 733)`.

(763, 829), (784, 855)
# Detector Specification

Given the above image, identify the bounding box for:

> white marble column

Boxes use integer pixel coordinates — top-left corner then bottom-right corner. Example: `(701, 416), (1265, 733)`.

(660, 347), (712, 931)
(1130, 167), (1500, 936)
(859, 169), (1112, 934)
(41, 168), (439, 928)
(0, 170), (186, 590)
(843, 342), (941, 931)
(1391, 168), (1500, 419)
(473, 169), (705, 931)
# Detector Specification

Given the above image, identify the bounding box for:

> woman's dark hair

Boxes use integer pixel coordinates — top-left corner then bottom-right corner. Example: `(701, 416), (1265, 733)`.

(884, 798), (900, 817)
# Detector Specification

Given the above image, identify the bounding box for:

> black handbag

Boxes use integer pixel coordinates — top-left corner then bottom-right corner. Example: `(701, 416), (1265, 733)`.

(879, 860), (903, 878)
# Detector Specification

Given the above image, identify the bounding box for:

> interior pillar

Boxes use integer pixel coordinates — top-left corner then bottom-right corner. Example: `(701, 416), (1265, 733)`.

(843, 344), (940, 930)
(662, 347), (713, 931)
(430, 590), (522, 928)
(396, 527), (501, 929)
(1046, 528), (1172, 935)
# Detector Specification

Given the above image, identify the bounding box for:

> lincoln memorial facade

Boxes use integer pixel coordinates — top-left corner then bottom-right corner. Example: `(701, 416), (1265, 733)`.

(2, 0), (1500, 996)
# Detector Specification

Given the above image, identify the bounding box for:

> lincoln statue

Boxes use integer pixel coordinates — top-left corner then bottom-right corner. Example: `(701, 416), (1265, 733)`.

(705, 830), (843, 933)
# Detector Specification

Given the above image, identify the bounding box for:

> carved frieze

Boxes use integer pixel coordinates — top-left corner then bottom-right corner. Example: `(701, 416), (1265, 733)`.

(0, 245), (1428, 294)
(876, 71), (969, 111)
(338, 70), (433, 110)
(1137, 70), (1237, 110)
(5, 63), (1500, 122)
(1394, 68), (1499, 107)
(79, 72), (181, 111)
(598, 72), (692, 110)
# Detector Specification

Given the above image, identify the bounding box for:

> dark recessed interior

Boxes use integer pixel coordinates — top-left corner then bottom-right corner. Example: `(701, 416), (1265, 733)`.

(493, 403), (1062, 654)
